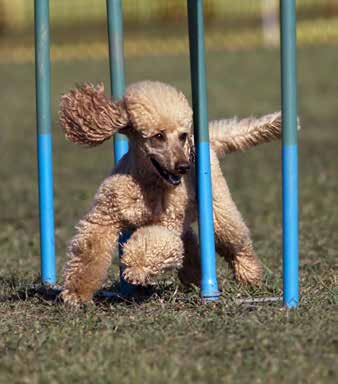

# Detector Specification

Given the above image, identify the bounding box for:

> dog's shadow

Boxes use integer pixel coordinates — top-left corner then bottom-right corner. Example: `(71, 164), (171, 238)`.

(0, 276), (160, 307)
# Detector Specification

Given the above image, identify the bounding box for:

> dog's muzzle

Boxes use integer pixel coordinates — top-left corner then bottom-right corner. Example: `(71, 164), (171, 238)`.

(150, 158), (182, 186)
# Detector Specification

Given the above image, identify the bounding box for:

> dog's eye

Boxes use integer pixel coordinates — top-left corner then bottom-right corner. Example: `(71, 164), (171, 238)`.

(153, 133), (165, 141)
(179, 133), (188, 143)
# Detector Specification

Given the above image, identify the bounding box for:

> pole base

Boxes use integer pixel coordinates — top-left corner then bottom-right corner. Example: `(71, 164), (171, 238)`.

(200, 286), (220, 302)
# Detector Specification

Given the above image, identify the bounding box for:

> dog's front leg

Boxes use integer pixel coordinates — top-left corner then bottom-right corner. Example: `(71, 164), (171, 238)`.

(120, 225), (184, 285)
(61, 204), (120, 307)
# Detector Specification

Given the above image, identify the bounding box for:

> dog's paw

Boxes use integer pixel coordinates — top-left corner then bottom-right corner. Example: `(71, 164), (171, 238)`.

(122, 266), (152, 286)
(233, 255), (263, 286)
(58, 289), (86, 309)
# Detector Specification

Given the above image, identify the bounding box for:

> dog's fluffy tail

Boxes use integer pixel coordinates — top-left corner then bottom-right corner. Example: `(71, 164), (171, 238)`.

(209, 112), (283, 158)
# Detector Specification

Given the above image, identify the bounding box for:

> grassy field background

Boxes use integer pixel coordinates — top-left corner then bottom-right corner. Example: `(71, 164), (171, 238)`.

(0, 44), (337, 383)
(2, 0), (337, 31)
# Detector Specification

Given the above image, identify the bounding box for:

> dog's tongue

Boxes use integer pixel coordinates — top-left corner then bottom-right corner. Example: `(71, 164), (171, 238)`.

(168, 174), (181, 185)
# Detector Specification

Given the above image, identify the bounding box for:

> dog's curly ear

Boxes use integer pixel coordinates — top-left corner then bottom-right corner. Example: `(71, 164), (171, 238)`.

(59, 83), (129, 147)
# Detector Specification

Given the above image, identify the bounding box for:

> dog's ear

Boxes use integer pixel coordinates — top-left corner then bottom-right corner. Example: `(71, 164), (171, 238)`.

(59, 83), (129, 147)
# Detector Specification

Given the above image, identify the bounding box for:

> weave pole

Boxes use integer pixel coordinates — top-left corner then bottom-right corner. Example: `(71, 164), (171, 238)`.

(187, 0), (220, 301)
(106, 0), (136, 295)
(106, 0), (129, 161)
(280, 0), (299, 307)
(34, 0), (56, 285)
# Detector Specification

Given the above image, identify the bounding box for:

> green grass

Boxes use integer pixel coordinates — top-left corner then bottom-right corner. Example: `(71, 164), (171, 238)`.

(0, 44), (337, 384)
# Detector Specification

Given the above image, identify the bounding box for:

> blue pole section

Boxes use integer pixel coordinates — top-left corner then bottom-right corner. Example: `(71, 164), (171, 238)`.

(106, 0), (135, 295)
(34, 0), (56, 285)
(106, 0), (129, 162)
(187, 0), (220, 301)
(280, 0), (299, 307)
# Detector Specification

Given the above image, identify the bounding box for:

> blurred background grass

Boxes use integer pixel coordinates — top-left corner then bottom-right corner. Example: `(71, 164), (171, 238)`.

(1, 0), (338, 31)
(1, 0), (338, 63)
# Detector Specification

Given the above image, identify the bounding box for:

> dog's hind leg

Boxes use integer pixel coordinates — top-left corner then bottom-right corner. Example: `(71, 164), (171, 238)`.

(210, 149), (263, 285)
(121, 225), (184, 285)
(178, 228), (201, 287)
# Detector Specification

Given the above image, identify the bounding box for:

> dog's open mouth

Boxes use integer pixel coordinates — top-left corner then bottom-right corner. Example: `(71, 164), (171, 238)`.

(150, 158), (181, 186)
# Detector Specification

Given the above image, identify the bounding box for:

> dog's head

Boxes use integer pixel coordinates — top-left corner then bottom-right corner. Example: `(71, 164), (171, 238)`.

(60, 81), (194, 186)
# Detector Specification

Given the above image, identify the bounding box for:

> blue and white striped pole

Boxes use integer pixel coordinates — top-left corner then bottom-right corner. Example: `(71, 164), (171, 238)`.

(280, 0), (299, 307)
(34, 0), (56, 285)
(106, 0), (135, 295)
(187, 0), (220, 301)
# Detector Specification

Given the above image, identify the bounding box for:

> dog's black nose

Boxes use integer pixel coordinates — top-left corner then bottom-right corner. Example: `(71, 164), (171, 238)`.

(175, 162), (190, 174)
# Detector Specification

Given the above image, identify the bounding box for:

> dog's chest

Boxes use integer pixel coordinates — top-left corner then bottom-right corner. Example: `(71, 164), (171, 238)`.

(149, 179), (196, 231)
(117, 176), (196, 231)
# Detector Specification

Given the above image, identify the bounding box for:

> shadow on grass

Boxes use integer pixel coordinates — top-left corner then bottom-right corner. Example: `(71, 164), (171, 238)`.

(0, 276), (164, 307)
(0, 275), (284, 311)
(0, 277), (208, 309)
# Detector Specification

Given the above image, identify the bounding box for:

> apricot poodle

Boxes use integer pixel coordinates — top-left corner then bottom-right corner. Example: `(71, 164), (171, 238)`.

(59, 80), (282, 306)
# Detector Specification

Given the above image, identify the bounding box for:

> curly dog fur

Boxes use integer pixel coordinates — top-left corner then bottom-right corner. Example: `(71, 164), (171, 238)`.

(59, 80), (282, 306)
